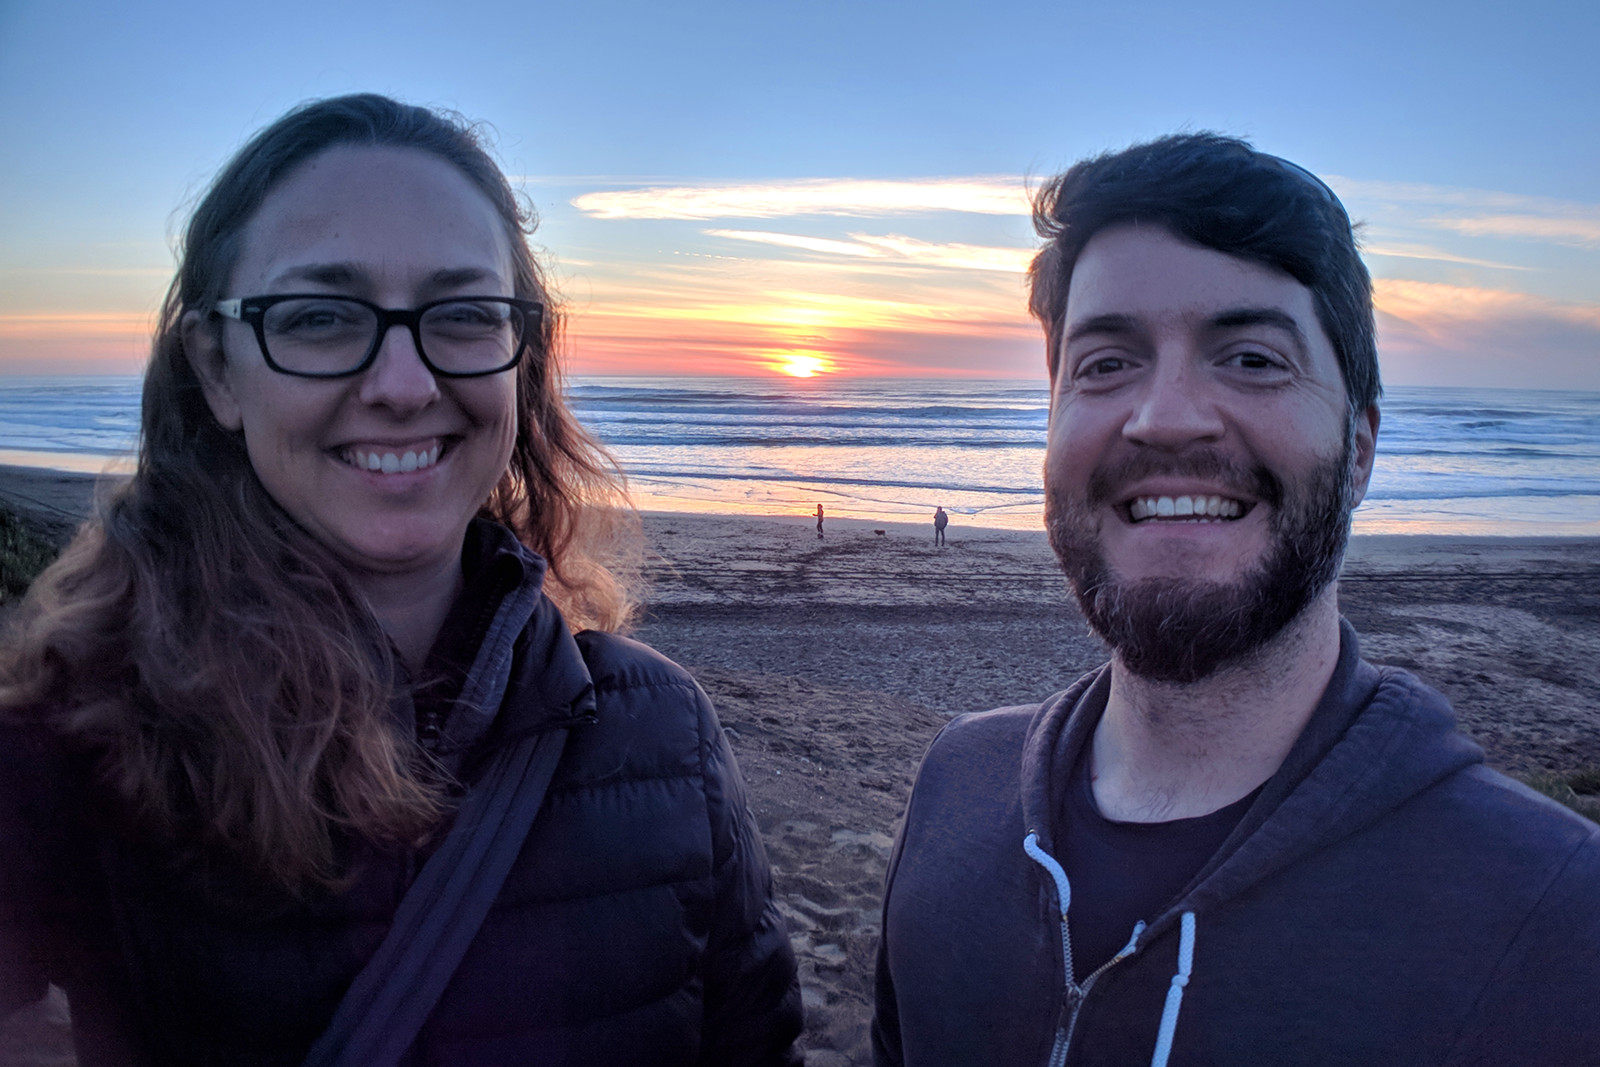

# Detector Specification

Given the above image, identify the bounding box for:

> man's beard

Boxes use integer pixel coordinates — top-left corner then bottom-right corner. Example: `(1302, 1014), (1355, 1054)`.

(1046, 436), (1355, 684)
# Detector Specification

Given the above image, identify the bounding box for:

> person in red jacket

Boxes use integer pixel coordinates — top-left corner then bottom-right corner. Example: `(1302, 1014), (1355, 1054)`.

(0, 94), (801, 1066)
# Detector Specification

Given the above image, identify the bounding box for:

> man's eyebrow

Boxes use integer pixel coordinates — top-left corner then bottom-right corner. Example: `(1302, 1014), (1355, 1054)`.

(1210, 307), (1307, 347)
(1064, 313), (1139, 345)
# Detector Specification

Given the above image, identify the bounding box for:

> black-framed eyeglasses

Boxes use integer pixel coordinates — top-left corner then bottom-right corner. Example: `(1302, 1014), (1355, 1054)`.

(212, 294), (543, 379)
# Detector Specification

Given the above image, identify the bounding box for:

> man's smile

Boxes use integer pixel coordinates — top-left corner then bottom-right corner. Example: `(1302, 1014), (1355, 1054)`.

(1125, 494), (1249, 523)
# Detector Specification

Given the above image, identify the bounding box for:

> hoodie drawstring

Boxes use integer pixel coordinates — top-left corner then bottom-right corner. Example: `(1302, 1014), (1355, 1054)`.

(1023, 832), (1199, 1067)
(1150, 911), (1196, 1067)
(1023, 831), (1075, 984)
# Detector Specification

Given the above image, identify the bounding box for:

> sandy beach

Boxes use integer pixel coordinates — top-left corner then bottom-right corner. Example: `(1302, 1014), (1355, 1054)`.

(3, 465), (1598, 1065)
(632, 511), (1600, 1064)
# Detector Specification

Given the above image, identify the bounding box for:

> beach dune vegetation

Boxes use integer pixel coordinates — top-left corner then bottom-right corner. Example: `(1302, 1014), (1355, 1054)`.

(1518, 767), (1600, 823)
(0, 506), (59, 604)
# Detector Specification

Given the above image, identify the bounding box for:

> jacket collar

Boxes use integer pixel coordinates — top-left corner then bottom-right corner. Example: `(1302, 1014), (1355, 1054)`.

(444, 521), (598, 782)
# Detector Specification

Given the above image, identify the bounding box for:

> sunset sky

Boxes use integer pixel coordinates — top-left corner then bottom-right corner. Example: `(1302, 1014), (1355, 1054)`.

(1, 0), (1595, 386)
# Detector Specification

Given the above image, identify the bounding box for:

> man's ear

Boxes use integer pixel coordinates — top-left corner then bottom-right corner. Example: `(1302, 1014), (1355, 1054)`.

(1347, 404), (1380, 508)
(183, 309), (243, 431)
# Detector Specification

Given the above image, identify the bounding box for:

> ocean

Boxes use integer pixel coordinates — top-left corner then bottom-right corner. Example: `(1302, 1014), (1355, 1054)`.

(1, 375), (1597, 536)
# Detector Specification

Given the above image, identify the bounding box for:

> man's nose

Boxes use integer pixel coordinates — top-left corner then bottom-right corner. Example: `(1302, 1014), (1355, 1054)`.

(358, 323), (440, 413)
(1121, 356), (1225, 448)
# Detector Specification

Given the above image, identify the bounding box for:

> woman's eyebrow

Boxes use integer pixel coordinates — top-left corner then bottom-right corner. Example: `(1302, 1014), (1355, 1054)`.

(260, 263), (502, 292)
(266, 262), (365, 288)
(428, 267), (498, 288)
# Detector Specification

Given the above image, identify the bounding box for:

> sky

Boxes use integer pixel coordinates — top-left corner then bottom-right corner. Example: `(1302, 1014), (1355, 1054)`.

(0, 0), (1596, 387)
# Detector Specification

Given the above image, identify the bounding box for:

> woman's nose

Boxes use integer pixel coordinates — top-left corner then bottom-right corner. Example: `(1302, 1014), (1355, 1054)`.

(358, 324), (440, 413)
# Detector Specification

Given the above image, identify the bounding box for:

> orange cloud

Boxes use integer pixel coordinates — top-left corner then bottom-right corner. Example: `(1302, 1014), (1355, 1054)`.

(1373, 279), (1600, 389)
(563, 283), (1040, 378)
(0, 313), (153, 373)
(1374, 279), (1600, 333)
(0, 312), (152, 339)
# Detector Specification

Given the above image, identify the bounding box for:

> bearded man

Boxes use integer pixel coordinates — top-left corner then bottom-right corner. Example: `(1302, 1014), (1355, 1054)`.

(871, 134), (1600, 1067)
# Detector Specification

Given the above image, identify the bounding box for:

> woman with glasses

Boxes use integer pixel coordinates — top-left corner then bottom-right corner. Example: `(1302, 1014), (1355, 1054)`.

(0, 95), (801, 1065)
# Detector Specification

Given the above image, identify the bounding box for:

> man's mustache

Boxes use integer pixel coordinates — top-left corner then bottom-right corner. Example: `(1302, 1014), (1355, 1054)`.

(1085, 450), (1283, 510)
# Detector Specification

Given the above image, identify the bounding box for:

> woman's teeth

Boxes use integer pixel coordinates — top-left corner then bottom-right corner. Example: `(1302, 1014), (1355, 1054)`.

(342, 444), (442, 474)
(1129, 495), (1243, 522)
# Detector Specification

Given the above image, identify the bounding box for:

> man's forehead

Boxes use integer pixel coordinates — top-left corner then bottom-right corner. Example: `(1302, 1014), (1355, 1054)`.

(1064, 224), (1317, 330)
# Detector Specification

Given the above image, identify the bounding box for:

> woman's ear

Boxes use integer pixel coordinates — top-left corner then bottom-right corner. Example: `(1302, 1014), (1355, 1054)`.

(184, 309), (243, 431)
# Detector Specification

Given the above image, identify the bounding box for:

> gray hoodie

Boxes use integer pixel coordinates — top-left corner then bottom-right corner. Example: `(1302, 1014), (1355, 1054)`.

(874, 622), (1600, 1066)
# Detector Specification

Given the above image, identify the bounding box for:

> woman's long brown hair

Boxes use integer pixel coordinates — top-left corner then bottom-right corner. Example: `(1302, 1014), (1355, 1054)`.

(0, 95), (638, 894)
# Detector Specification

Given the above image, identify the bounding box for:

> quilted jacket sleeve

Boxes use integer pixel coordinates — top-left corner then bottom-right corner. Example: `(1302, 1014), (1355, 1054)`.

(0, 721), (64, 1017)
(692, 679), (805, 1066)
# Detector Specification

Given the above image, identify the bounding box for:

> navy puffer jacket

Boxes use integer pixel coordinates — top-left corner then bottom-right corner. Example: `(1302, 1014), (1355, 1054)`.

(0, 526), (803, 1065)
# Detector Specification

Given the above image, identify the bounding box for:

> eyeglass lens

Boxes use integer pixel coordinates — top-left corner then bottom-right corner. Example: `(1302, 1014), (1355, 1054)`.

(260, 297), (524, 375)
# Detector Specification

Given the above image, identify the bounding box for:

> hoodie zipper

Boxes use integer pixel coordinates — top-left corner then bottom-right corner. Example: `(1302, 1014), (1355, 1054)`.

(1029, 829), (1149, 1066)
(1047, 931), (1143, 1065)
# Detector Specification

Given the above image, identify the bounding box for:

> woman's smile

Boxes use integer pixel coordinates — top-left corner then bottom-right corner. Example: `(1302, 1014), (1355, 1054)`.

(338, 440), (445, 474)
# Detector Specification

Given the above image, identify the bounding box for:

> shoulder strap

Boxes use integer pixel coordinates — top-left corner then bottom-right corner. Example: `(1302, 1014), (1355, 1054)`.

(301, 724), (569, 1067)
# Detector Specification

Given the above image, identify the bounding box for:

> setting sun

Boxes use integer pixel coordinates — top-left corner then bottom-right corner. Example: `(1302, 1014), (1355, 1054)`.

(778, 354), (832, 377)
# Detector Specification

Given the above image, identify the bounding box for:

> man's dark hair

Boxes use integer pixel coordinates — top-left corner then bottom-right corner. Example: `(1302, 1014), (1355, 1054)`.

(1028, 132), (1380, 412)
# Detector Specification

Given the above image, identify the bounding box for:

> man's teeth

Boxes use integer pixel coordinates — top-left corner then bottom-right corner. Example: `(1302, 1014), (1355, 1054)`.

(1129, 495), (1243, 522)
(343, 444), (442, 473)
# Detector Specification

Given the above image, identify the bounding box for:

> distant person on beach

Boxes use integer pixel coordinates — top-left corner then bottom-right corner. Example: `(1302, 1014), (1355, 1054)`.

(873, 134), (1600, 1067)
(0, 95), (800, 1065)
(815, 503), (825, 539)
(932, 506), (948, 545)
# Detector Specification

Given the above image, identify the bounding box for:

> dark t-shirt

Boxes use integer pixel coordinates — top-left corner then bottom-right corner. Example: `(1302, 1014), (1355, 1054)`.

(1059, 745), (1260, 978)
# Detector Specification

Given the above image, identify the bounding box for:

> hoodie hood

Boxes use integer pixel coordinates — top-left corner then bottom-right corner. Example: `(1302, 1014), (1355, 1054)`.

(1019, 619), (1485, 946)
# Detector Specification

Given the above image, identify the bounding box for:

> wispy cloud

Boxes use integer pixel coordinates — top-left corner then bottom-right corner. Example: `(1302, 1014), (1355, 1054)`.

(851, 234), (1034, 273)
(702, 230), (881, 258)
(0, 267), (169, 278)
(1329, 178), (1591, 214)
(1331, 177), (1600, 251)
(704, 229), (1035, 272)
(1422, 215), (1600, 249)
(572, 177), (1029, 220)
(1362, 244), (1531, 270)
